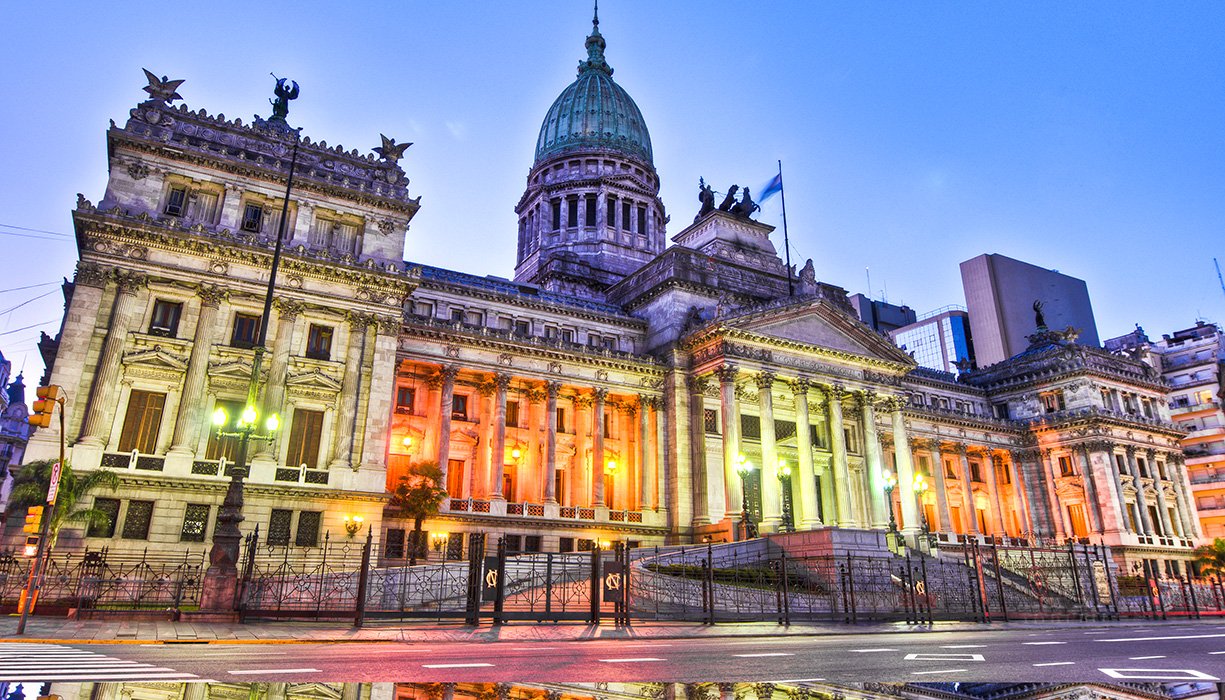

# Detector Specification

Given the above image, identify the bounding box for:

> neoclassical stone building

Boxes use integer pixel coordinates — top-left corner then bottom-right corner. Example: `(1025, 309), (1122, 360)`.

(16, 11), (1201, 574)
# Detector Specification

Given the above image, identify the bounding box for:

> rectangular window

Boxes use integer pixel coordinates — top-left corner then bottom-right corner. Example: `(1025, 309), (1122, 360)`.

(556, 407), (568, 433)
(231, 312), (261, 348)
(621, 201), (631, 230)
(567, 197), (578, 228)
(117, 390), (165, 454)
(465, 311), (484, 326)
(180, 504), (210, 542)
(602, 337), (617, 350)
(305, 324), (333, 361)
(551, 199), (561, 231)
(585, 196), (597, 227)
(452, 395), (469, 421)
(447, 458), (465, 497)
(295, 511), (322, 547)
(88, 498), (121, 538)
(606, 196), (616, 228)
(450, 308), (465, 323)
(588, 334), (601, 347)
(525, 535), (542, 553)
(514, 320), (531, 337)
(637, 205), (647, 236)
(505, 400), (520, 427)
(121, 500), (154, 540)
(241, 203), (264, 233)
(285, 408), (325, 468)
(1058, 455), (1075, 476)
(970, 460), (983, 482)
(385, 528), (406, 559)
(205, 399), (243, 461)
(413, 301), (434, 317)
(704, 408), (719, 434)
(267, 509), (293, 546)
(396, 387), (416, 414)
(544, 326), (558, 340)
(165, 187), (187, 217)
(561, 328), (574, 343)
(148, 299), (182, 337)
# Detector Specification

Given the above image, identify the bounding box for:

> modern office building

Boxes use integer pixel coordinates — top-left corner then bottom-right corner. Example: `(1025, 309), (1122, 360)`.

(890, 305), (975, 375)
(848, 293), (916, 335)
(961, 253), (1100, 367)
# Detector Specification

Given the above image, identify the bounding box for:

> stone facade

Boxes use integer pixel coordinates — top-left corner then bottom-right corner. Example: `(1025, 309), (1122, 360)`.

(0, 351), (31, 514)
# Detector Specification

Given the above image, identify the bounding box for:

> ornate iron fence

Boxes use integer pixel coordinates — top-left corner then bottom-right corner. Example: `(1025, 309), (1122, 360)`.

(0, 548), (203, 612)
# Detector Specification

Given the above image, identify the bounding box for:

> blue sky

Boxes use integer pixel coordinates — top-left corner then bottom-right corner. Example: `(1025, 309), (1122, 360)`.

(1, 1), (1223, 379)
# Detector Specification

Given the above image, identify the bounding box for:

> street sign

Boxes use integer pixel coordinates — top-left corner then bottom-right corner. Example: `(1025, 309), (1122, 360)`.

(602, 561), (625, 602)
(47, 461), (61, 505)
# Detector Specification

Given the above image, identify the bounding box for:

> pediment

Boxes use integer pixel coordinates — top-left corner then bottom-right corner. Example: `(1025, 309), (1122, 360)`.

(122, 347), (188, 371)
(286, 369), (343, 391)
(284, 683), (344, 699)
(208, 358), (255, 378)
(725, 299), (916, 368)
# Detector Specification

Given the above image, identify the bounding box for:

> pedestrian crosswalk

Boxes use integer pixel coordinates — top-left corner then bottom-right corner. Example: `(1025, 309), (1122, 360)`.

(0, 643), (199, 682)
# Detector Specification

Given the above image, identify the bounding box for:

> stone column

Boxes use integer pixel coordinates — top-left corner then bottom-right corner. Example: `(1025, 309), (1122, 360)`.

(1147, 449), (1175, 537)
(1126, 446), (1155, 536)
(593, 387), (607, 506)
(434, 364), (460, 486)
(257, 297), (303, 460)
(1077, 446), (1105, 534)
(169, 284), (226, 455)
(544, 380), (561, 503)
(182, 684), (209, 700)
(1171, 454), (1202, 538)
(888, 398), (920, 535)
(1098, 442), (1130, 532)
(930, 443), (953, 532)
(654, 396), (667, 512)
(474, 379), (495, 497)
(791, 379), (821, 528)
(1013, 449), (1054, 537)
(1006, 451), (1034, 535)
(686, 376), (711, 524)
(341, 685), (361, 700)
(91, 684), (124, 700)
(267, 685), (287, 700)
(756, 371), (782, 531)
(358, 315), (401, 471)
(491, 373), (511, 500)
(639, 394), (653, 510)
(717, 365), (742, 521)
(983, 450), (1006, 535)
(573, 393), (592, 506)
(330, 314), (370, 469)
(956, 444), (979, 535)
(79, 271), (147, 445)
(860, 390), (887, 529)
(827, 385), (854, 527)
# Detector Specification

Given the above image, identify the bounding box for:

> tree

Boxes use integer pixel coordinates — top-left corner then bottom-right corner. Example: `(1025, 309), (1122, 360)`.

(1193, 537), (1225, 578)
(8, 460), (120, 548)
(387, 461), (448, 565)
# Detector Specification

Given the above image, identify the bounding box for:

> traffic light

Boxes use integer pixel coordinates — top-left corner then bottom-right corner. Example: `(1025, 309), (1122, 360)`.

(23, 535), (40, 557)
(28, 385), (61, 428)
(22, 505), (43, 533)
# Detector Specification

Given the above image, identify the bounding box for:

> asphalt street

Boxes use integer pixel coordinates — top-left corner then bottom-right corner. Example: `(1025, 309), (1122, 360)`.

(4, 622), (1225, 683)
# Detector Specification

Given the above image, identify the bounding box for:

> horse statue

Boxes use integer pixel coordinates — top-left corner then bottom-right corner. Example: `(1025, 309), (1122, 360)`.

(718, 185), (740, 212)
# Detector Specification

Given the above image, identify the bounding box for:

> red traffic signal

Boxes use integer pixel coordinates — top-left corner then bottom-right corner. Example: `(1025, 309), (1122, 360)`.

(28, 385), (61, 428)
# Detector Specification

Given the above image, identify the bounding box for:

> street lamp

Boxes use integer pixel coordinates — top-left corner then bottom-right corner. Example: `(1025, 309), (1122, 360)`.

(778, 458), (794, 533)
(343, 515), (364, 538)
(199, 80), (303, 613)
(883, 468), (898, 533)
(913, 473), (933, 549)
(736, 453), (758, 540)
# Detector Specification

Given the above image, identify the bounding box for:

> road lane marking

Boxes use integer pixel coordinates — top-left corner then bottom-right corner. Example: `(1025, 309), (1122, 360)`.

(734, 653), (795, 658)
(1034, 662), (1075, 667)
(1096, 633), (1225, 643)
(1100, 669), (1219, 681)
(850, 648), (896, 653)
(1210, 651), (1225, 655)
(421, 663), (495, 669)
(229, 669), (321, 675)
(511, 647), (559, 651)
(941, 645), (985, 649)
(1130, 656), (1166, 660)
(912, 669), (966, 675)
(1023, 641), (1066, 646)
(599, 658), (667, 663)
(771, 679), (826, 683)
(0, 673), (200, 681)
(905, 653), (985, 662)
(377, 649), (436, 653)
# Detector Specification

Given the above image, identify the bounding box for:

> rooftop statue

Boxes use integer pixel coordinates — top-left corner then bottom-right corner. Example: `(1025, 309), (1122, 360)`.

(696, 177), (715, 221)
(718, 185), (739, 212)
(731, 187), (760, 220)
(1033, 299), (1047, 329)
(374, 134), (412, 163)
(141, 69), (184, 105)
(269, 75), (300, 122)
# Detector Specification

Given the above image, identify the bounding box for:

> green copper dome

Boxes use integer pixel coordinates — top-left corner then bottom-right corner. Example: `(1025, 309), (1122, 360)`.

(534, 11), (653, 166)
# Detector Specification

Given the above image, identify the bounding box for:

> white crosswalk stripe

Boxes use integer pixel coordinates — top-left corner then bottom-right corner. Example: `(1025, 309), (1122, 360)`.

(0, 643), (198, 682)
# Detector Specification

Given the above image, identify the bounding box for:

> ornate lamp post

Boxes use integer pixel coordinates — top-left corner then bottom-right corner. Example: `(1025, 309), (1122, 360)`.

(200, 77), (300, 612)
(778, 459), (794, 533)
(883, 468), (900, 549)
(736, 453), (758, 540)
(913, 472), (932, 551)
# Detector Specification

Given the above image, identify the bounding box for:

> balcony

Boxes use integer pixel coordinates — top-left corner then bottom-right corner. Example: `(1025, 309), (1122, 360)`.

(100, 451), (164, 472)
(1170, 400), (1221, 416)
(439, 498), (660, 528)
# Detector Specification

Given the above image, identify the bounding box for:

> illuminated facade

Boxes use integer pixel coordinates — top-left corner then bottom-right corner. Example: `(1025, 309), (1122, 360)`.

(13, 11), (1202, 574)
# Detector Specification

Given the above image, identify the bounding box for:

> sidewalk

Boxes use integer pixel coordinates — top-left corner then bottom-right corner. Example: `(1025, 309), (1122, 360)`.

(0, 615), (1202, 645)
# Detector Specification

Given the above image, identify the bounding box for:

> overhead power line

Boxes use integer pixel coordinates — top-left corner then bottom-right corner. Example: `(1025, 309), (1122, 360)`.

(0, 222), (73, 237)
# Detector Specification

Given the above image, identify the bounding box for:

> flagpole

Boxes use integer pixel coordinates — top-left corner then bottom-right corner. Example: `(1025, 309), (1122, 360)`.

(778, 159), (793, 296)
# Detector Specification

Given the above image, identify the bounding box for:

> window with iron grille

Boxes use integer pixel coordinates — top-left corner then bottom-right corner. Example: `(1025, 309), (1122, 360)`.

(704, 408), (719, 434)
(559, 537), (575, 553)
(525, 535), (542, 553)
(117, 390), (165, 454)
(295, 511), (322, 547)
(121, 500), (154, 540)
(164, 187), (187, 216)
(1058, 455), (1075, 477)
(231, 313), (261, 348)
(148, 299), (182, 337)
(241, 203), (264, 232)
(267, 509), (293, 546)
(504, 534), (522, 553)
(775, 419), (796, 441)
(305, 324), (333, 361)
(385, 528), (406, 558)
(180, 504), (210, 542)
(741, 414), (761, 440)
(88, 498), (121, 538)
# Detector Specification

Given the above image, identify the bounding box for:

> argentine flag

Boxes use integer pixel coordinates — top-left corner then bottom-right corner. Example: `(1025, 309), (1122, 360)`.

(759, 172), (783, 203)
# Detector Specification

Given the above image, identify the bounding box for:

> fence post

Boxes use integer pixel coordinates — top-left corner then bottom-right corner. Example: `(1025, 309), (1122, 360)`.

(353, 527), (373, 628)
(464, 532), (482, 626)
(1187, 576), (1201, 619)
(622, 543), (633, 627)
(705, 544), (715, 625)
(990, 539), (1007, 622)
(918, 549), (932, 624)
(902, 551), (915, 624)
(236, 525), (259, 616)
(779, 549), (790, 626)
(1081, 544), (1100, 621)
(493, 536), (506, 626)
(846, 553), (858, 625)
(545, 553), (554, 618)
(1066, 542), (1084, 619)
(317, 532), (330, 617)
(589, 544), (602, 625)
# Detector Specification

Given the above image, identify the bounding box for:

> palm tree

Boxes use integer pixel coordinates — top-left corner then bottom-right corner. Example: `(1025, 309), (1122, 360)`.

(8, 460), (120, 548)
(1193, 537), (1225, 578)
(387, 461), (448, 565)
